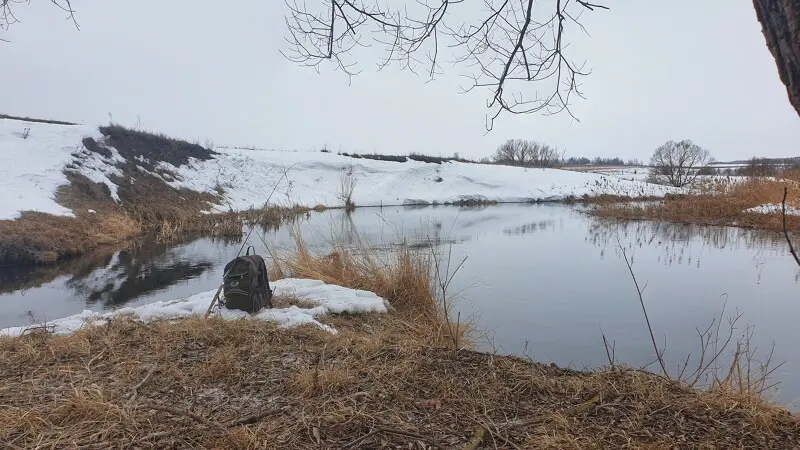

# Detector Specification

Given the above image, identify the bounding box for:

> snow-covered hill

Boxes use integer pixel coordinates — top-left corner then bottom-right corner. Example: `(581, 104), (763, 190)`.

(162, 148), (678, 211)
(0, 118), (678, 220)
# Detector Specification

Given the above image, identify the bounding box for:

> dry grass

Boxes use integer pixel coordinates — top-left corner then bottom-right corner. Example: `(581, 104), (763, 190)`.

(0, 315), (798, 449)
(270, 230), (465, 347)
(592, 177), (800, 231)
(0, 211), (141, 265)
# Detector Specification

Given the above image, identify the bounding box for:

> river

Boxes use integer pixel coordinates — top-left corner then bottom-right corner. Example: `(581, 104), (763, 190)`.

(1, 204), (798, 409)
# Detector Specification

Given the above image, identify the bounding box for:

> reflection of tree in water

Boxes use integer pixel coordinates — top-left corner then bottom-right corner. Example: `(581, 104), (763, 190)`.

(65, 236), (217, 309)
(503, 219), (556, 236)
(585, 217), (798, 281)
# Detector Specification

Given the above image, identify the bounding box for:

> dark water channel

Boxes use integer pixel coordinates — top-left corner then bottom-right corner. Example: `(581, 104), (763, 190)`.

(2, 204), (799, 409)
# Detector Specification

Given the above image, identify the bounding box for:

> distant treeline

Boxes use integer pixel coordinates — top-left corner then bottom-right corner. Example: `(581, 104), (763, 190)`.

(562, 156), (643, 166)
(713, 157), (800, 177)
(324, 141), (644, 169)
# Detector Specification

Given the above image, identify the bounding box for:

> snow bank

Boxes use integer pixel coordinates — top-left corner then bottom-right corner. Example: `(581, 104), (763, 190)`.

(745, 203), (800, 216)
(0, 278), (388, 337)
(162, 148), (680, 211)
(0, 118), (128, 219)
(0, 119), (100, 219)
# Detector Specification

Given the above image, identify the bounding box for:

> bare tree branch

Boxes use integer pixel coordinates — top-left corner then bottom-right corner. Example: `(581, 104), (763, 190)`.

(1, 0), (79, 38)
(282, 0), (608, 129)
(616, 236), (670, 379)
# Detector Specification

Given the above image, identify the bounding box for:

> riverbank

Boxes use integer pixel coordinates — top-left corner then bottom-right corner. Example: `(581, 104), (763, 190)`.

(589, 174), (800, 233)
(4, 315), (799, 449)
(1, 236), (799, 448)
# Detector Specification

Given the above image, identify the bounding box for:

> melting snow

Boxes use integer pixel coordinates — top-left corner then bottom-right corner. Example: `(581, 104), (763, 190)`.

(0, 278), (389, 337)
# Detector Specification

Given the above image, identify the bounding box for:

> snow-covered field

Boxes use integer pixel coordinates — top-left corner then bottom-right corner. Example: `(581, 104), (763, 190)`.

(1, 278), (388, 337)
(0, 118), (681, 220)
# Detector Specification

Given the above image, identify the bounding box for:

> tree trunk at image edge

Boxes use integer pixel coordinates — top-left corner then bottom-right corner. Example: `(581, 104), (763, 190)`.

(753, 0), (800, 118)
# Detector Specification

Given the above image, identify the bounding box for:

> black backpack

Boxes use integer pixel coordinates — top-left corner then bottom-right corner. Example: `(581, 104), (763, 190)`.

(221, 246), (273, 313)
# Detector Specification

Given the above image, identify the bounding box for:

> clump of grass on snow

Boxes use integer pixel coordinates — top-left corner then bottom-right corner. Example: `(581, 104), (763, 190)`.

(270, 228), (464, 347)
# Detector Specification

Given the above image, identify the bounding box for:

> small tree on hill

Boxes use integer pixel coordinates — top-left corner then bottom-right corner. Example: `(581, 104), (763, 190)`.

(649, 139), (712, 187)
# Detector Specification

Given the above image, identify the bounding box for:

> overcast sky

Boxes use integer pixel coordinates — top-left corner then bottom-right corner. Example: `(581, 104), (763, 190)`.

(2, 1), (799, 161)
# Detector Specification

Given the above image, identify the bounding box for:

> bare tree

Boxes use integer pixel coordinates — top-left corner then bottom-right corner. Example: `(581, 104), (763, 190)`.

(494, 138), (560, 167)
(495, 139), (530, 166)
(649, 140), (712, 188)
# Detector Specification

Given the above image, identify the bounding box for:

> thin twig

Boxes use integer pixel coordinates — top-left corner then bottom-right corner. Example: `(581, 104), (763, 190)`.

(616, 237), (669, 379)
(345, 429), (379, 448)
(126, 366), (157, 401)
(226, 408), (283, 427)
(141, 403), (223, 431)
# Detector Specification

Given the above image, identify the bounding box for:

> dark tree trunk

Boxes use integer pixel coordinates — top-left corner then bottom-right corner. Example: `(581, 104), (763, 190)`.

(753, 0), (800, 118)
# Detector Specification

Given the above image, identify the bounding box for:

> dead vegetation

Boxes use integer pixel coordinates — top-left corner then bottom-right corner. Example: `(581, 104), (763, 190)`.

(271, 231), (461, 347)
(0, 211), (140, 265)
(1, 313), (799, 449)
(591, 175), (800, 232)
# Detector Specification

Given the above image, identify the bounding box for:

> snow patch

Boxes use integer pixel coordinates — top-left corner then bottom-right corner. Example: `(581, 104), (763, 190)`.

(745, 203), (800, 216)
(0, 278), (388, 337)
(68, 146), (124, 202)
(0, 119), (101, 219)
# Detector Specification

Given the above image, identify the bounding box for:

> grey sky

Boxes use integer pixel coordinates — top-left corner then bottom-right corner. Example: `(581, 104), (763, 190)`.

(2, 1), (798, 161)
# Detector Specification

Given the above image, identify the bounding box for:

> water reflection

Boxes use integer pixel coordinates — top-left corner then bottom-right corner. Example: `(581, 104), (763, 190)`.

(586, 217), (797, 279)
(504, 219), (557, 236)
(1, 204), (798, 409)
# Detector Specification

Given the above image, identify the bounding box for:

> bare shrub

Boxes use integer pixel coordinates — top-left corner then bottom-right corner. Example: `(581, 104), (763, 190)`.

(649, 139), (712, 187)
(338, 164), (357, 211)
(610, 239), (783, 397)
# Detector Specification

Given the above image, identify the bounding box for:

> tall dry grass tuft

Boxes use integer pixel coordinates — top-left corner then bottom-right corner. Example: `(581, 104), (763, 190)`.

(272, 227), (466, 347)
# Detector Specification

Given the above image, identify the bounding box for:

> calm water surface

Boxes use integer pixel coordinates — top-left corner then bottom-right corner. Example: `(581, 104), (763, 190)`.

(1, 204), (798, 408)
